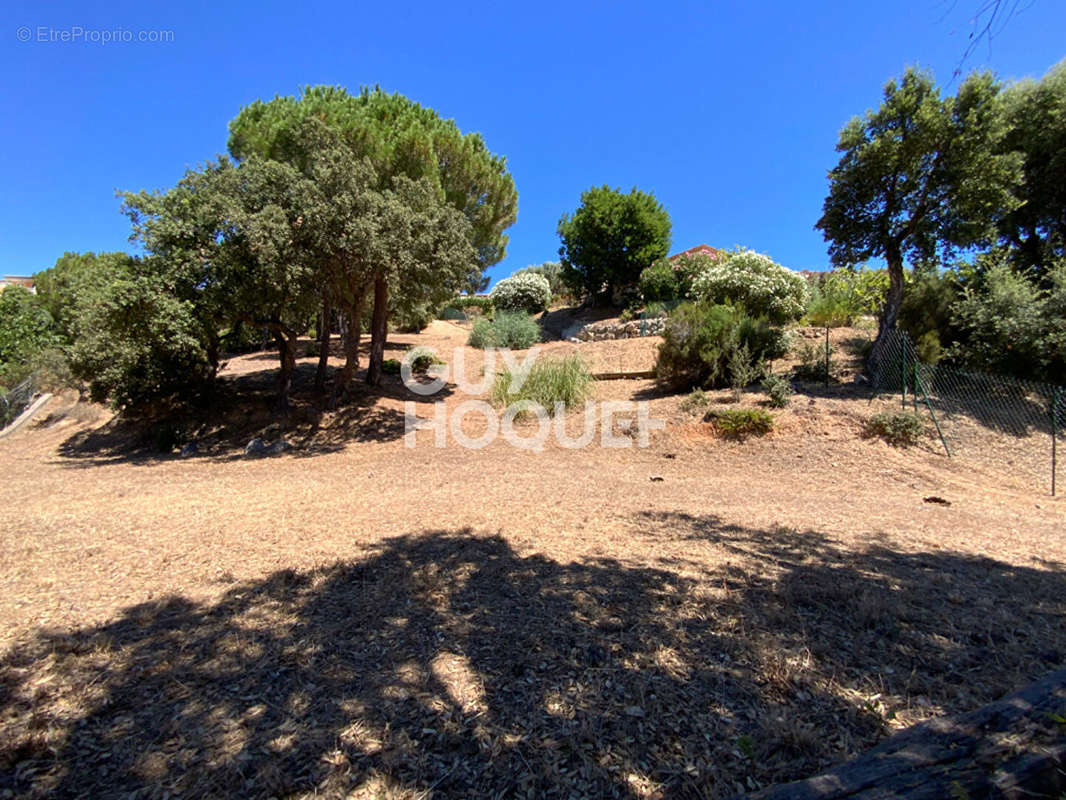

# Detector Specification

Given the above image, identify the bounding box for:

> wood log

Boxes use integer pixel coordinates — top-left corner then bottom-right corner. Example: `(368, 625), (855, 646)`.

(732, 669), (1066, 799)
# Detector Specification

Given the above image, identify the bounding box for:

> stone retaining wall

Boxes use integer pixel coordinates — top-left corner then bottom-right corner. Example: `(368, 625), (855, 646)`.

(572, 317), (666, 342)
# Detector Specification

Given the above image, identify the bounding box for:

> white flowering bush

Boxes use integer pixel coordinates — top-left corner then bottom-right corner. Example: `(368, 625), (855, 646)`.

(491, 273), (551, 313)
(690, 249), (809, 323)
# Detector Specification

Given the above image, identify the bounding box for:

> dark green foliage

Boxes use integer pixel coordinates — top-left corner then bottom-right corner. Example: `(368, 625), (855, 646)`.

(705, 407), (774, 439)
(655, 302), (788, 390)
(405, 346), (443, 372)
(897, 270), (961, 358)
(817, 68), (1021, 342)
(945, 259), (1056, 381)
(393, 302), (436, 334)
(381, 359), (401, 375)
(452, 295), (493, 311)
(762, 374), (793, 408)
(996, 59), (1066, 273)
(638, 260), (681, 303)
(558, 186), (671, 300)
(0, 286), (58, 382)
(68, 260), (217, 414)
(866, 411), (926, 447)
(468, 312), (540, 350)
(34, 251), (131, 342)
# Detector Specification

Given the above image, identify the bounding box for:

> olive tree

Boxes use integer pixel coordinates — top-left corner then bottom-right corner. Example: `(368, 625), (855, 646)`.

(816, 68), (1021, 354)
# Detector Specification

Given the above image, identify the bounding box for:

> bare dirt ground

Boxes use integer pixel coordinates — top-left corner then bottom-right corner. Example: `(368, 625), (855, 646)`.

(1, 321), (1064, 799)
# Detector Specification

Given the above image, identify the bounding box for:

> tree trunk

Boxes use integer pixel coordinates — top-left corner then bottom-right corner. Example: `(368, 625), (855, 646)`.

(334, 293), (365, 402)
(866, 243), (906, 383)
(366, 274), (389, 386)
(314, 295), (331, 394)
(273, 331), (297, 414)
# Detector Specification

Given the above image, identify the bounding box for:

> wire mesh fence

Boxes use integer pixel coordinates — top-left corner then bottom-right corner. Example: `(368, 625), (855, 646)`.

(0, 375), (41, 428)
(867, 329), (1065, 495)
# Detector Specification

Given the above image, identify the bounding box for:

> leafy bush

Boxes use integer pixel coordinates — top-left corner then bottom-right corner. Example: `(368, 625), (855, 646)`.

(945, 261), (1048, 380)
(690, 249), (809, 324)
(68, 269), (216, 413)
(655, 302), (788, 390)
(515, 262), (568, 300)
(452, 295), (493, 311)
(762, 374), (793, 408)
(639, 252), (716, 304)
(729, 343), (764, 398)
(865, 411), (925, 447)
(491, 273), (551, 314)
(705, 407), (774, 439)
(0, 286), (58, 382)
(805, 267), (890, 326)
(404, 346), (444, 372)
(898, 269), (961, 359)
(679, 388), (711, 415)
(381, 358), (402, 375)
(490, 354), (593, 415)
(393, 302), (435, 333)
(792, 341), (834, 383)
(639, 260), (680, 303)
(468, 312), (541, 350)
(644, 301), (672, 318)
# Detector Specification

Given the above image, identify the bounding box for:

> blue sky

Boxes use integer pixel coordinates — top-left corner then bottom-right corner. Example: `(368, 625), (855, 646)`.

(2, 0), (1064, 286)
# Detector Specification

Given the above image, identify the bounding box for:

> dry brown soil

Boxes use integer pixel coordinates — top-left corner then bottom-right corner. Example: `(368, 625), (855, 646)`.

(1, 322), (1063, 799)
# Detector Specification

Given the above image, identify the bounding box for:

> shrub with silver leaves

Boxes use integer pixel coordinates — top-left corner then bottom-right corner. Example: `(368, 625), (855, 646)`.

(691, 249), (809, 324)
(491, 272), (551, 314)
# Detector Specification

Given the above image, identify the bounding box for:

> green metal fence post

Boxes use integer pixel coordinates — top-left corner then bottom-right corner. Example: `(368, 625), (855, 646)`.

(915, 368), (951, 458)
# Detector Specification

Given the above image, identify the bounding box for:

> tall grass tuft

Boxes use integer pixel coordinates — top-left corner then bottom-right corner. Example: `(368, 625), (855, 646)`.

(490, 354), (593, 416)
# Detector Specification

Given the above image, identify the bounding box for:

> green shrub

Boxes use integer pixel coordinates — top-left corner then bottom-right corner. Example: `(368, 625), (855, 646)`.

(452, 295), (493, 311)
(393, 302), (435, 334)
(792, 341), (834, 383)
(705, 407), (774, 439)
(381, 358), (402, 375)
(468, 312), (541, 350)
(491, 273), (551, 314)
(945, 260), (1048, 380)
(655, 302), (788, 390)
(639, 260), (680, 303)
(644, 301), (672, 318)
(729, 343), (765, 398)
(762, 374), (793, 408)
(690, 249), (809, 324)
(515, 262), (568, 300)
(0, 286), (59, 382)
(404, 346), (444, 372)
(865, 411), (925, 446)
(679, 388), (711, 415)
(490, 354), (593, 416)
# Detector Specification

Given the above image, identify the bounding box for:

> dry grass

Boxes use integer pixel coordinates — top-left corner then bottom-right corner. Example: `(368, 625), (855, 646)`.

(0, 322), (1064, 799)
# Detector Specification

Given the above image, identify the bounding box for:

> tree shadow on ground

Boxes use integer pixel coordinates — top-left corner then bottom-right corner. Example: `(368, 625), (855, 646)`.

(55, 365), (454, 467)
(2, 521), (1063, 799)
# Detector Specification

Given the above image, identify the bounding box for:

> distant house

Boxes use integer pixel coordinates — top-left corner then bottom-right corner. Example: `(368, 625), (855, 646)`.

(666, 244), (720, 262)
(0, 276), (35, 293)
